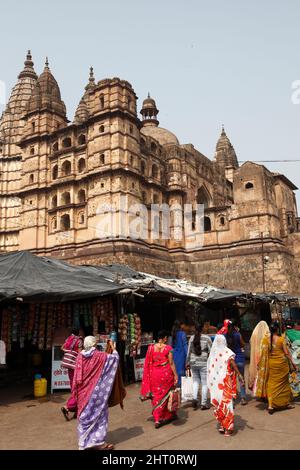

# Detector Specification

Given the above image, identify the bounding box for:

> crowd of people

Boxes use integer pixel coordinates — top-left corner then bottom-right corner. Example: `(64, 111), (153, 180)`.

(59, 316), (299, 449)
(140, 317), (299, 438)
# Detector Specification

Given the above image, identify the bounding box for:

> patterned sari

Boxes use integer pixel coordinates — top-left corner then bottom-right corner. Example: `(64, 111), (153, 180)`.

(207, 335), (236, 431)
(140, 344), (176, 423)
(73, 348), (119, 450)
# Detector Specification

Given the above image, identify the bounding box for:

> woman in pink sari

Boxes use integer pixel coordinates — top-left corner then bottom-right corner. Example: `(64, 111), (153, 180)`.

(140, 330), (178, 428)
(72, 336), (119, 450)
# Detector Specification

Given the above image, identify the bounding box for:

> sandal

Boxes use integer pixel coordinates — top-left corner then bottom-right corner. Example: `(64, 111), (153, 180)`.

(285, 405), (295, 410)
(61, 407), (70, 421)
(268, 408), (274, 415)
(155, 421), (163, 429)
(224, 430), (233, 437)
(218, 426), (225, 434)
(97, 442), (115, 450)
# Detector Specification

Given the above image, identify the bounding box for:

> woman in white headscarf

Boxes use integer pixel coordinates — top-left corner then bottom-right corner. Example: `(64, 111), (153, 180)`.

(248, 321), (270, 393)
(207, 335), (244, 436)
(72, 335), (119, 450)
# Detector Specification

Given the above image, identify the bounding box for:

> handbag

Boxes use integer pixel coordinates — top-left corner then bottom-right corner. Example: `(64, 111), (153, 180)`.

(167, 388), (181, 412)
(181, 370), (194, 402)
(61, 336), (79, 370)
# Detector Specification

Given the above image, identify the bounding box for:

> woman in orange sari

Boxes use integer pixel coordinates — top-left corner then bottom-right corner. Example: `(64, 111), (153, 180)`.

(256, 322), (296, 414)
(140, 330), (178, 428)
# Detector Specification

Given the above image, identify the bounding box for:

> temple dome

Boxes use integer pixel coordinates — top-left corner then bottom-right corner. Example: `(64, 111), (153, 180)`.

(141, 126), (179, 146)
(140, 93), (179, 146)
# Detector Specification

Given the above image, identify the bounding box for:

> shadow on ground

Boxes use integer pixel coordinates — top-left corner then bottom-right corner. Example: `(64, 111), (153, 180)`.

(234, 414), (254, 434)
(107, 426), (144, 444)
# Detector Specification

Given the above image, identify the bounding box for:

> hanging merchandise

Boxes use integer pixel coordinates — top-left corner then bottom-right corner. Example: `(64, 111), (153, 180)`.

(118, 313), (142, 357)
(19, 305), (27, 349)
(46, 304), (53, 351)
(118, 314), (128, 342)
(1, 309), (11, 352)
(32, 304), (39, 346)
(92, 298), (114, 335)
(38, 304), (47, 350)
(12, 307), (19, 344)
(0, 296), (115, 354)
(28, 304), (35, 341)
(73, 303), (80, 330)
(92, 303), (98, 335)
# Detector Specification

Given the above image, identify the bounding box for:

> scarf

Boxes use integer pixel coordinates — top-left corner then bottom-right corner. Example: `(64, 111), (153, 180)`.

(248, 321), (270, 390)
(217, 319), (232, 335)
(207, 334), (235, 405)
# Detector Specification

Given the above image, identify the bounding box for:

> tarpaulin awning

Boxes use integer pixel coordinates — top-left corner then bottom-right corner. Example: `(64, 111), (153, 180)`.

(82, 263), (247, 302)
(249, 293), (299, 302)
(0, 251), (122, 302)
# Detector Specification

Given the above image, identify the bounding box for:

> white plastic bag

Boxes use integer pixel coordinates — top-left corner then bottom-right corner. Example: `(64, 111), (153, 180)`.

(181, 374), (194, 402)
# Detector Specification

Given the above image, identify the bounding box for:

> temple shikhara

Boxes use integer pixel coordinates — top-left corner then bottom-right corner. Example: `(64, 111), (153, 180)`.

(0, 51), (300, 293)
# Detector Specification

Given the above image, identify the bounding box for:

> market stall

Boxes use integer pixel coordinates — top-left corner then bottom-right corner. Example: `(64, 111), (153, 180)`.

(0, 251), (122, 386)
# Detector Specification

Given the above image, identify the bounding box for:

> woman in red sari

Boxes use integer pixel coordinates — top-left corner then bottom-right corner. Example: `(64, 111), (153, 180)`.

(140, 330), (178, 428)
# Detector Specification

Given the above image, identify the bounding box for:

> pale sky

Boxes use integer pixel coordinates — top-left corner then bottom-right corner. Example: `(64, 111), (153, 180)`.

(1, 0), (300, 207)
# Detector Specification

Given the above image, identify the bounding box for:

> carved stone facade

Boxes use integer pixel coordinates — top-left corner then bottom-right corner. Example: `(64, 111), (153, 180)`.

(1, 53), (300, 294)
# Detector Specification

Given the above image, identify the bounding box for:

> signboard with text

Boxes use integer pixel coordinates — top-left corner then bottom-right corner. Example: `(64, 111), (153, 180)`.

(51, 345), (71, 393)
(133, 357), (145, 382)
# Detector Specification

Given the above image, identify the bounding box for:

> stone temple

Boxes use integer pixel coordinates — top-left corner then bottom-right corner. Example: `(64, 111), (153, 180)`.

(0, 52), (299, 294)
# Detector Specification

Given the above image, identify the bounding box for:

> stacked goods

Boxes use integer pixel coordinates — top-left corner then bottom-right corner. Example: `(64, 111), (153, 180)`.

(118, 313), (142, 357)
(141, 332), (153, 344)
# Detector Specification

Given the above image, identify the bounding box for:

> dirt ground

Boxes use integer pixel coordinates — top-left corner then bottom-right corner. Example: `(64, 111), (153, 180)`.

(1, 379), (300, 450)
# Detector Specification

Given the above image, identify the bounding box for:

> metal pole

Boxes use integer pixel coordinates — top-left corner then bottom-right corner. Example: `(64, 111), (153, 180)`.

(261, 232), (265, 293)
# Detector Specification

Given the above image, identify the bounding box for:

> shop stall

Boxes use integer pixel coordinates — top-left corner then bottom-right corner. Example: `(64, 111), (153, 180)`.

(0, 251), (122, 387)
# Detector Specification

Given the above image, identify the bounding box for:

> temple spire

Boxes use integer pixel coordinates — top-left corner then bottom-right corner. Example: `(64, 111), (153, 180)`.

(18, 50), (37, 80)
(214, 126), (239, 169)
(85, 66), (96, 91)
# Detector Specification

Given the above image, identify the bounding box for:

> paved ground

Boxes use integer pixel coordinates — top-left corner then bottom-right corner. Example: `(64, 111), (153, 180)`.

(1, 380), (300, 450)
